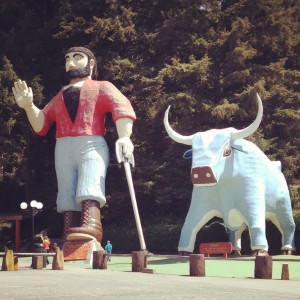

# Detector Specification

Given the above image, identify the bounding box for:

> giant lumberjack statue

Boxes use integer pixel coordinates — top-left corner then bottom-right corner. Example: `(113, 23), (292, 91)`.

(12, 47), (136, 243)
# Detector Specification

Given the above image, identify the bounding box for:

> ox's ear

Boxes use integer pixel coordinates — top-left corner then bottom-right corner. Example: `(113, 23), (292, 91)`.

(183, 149), (193, 159)
(231, 144), (248, 154)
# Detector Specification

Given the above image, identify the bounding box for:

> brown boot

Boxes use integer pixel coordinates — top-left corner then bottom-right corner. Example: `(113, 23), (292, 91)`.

(66, 200), (103, 242)
(62, 211), (81, 240)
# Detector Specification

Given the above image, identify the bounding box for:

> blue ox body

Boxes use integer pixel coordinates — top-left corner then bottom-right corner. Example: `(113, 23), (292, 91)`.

(164, 94), (295, 254)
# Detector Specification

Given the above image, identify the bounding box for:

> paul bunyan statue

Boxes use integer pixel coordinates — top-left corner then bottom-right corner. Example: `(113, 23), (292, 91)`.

(13, 47), (136, 243)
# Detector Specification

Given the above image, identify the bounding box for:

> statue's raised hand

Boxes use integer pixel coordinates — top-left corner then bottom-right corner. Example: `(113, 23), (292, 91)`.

(12, 79), (33, 111)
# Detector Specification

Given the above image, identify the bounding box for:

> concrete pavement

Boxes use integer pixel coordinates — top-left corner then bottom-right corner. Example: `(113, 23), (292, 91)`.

(0, 257), (299, 299)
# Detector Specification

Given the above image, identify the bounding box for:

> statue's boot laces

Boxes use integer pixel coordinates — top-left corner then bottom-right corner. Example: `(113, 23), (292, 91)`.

(62, 211), (81, 240)
(66, 200), (103, 242)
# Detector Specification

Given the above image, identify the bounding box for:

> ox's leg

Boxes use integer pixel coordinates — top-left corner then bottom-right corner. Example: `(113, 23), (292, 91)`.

(268, 209), (295, 253)
(237, 186), (268, 255)
(228, 223), (247, 255)
(247, 220), (269, 254)
(178, 188), (218, 253)
(241, 204), (268, 254)
(269, 171), (296, 252)
(278, 200), (295, 252)
(280, 220), (295, 253)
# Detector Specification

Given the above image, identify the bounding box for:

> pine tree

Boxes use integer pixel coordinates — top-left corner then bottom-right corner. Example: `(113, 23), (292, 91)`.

(0, 57), (27, 212)
(0, 0), (299, 222)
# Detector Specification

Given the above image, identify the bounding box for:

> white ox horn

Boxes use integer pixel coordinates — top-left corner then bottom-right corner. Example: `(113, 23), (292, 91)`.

(231, 93), (263, 140)
(164, 106), (194, 145)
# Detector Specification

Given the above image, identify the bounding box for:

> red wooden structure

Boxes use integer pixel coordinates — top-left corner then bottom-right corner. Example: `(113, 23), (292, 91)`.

(0, 215), (23, 252)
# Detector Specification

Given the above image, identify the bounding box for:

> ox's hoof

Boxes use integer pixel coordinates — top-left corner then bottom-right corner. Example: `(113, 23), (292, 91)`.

(231, 250), (241, 256)
(257, 250), (269, 256)
(178, 251), (191, 256)
(251, 250), (269, 256)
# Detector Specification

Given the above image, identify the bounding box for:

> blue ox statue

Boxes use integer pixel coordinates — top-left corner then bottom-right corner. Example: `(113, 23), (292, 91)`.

(164, 94), (295, 255)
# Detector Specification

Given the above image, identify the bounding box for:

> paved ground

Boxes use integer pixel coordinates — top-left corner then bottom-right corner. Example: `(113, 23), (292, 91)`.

(0, 255), (299, 299)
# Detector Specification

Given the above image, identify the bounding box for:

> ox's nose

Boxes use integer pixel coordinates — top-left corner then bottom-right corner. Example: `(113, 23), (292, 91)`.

(191, 166), (217, 186)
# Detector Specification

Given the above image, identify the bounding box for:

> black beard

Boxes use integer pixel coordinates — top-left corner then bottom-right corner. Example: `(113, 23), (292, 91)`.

(64, 63), (90, 84)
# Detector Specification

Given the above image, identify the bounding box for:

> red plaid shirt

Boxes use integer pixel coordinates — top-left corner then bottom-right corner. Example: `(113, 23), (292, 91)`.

(36, 79), (136, 137)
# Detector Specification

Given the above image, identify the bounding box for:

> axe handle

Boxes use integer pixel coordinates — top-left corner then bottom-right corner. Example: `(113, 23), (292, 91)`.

(123, 161), (147, 251)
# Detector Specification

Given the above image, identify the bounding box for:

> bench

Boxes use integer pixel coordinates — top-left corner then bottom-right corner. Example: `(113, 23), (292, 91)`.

(199, 242), (232, 258)
(0, 249), (64, 270)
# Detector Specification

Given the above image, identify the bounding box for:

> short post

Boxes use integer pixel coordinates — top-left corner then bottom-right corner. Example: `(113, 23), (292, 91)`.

(189, 254), (205, 277)
(281, 264), (289, 280)
(132, 251), (145, 272)
(92, 250), (107, 269)
(32, 256), (43, 269)
(254, 256), (272, 279)
(52, 248), (64, 270)
(1, 250), (15, 271)
(13, 256), (19, 271)
(15, 219), (21, 252)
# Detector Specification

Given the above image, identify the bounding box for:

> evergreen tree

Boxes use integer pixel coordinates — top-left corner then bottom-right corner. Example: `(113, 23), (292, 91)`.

(0, 0), (299, 226)
(0, 57), (27, 212)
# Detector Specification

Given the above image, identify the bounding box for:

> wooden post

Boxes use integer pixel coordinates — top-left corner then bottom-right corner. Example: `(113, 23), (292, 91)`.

(102, 253), (108, 269)
(52, 248), (64, 270)
(1, 250), (15, 271)
(93, 251), (100, 269)
(132, 251), (145, 272)
(32, 256), (43, 269)
(281, 264), (289, 280)
(254, 256), (272, 279)
(189, 254), (205, 277)
(15, 219), (21, 252)
(144, 253), (148, 268)
(92, 250), (107, 269)
(13, 256), (19, 271)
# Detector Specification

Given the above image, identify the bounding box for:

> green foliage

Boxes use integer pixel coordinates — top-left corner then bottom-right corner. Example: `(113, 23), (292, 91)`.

(0, 57), (27, 211)
(102, 216), (183, 253)
(102, 217), (288, 254)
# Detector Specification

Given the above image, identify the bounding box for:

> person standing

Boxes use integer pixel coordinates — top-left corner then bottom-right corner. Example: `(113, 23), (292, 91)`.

(105, 240), (112, 261)
(52, 242), (59, 253)
(43, 236), (50, 264)
(12, 47), (136, 244)
(43, 235), (50, 251)
(33, 234), (47, 268)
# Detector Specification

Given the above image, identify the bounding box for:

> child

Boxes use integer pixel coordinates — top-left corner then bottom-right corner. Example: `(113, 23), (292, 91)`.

(105, 240), (112, 261)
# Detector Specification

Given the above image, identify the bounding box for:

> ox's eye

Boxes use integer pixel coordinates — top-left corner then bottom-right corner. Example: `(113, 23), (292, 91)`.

(223, 146), (232, 157)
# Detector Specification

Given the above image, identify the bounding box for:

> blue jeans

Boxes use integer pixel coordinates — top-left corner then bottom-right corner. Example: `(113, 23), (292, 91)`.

(55, 136), (109, 212)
